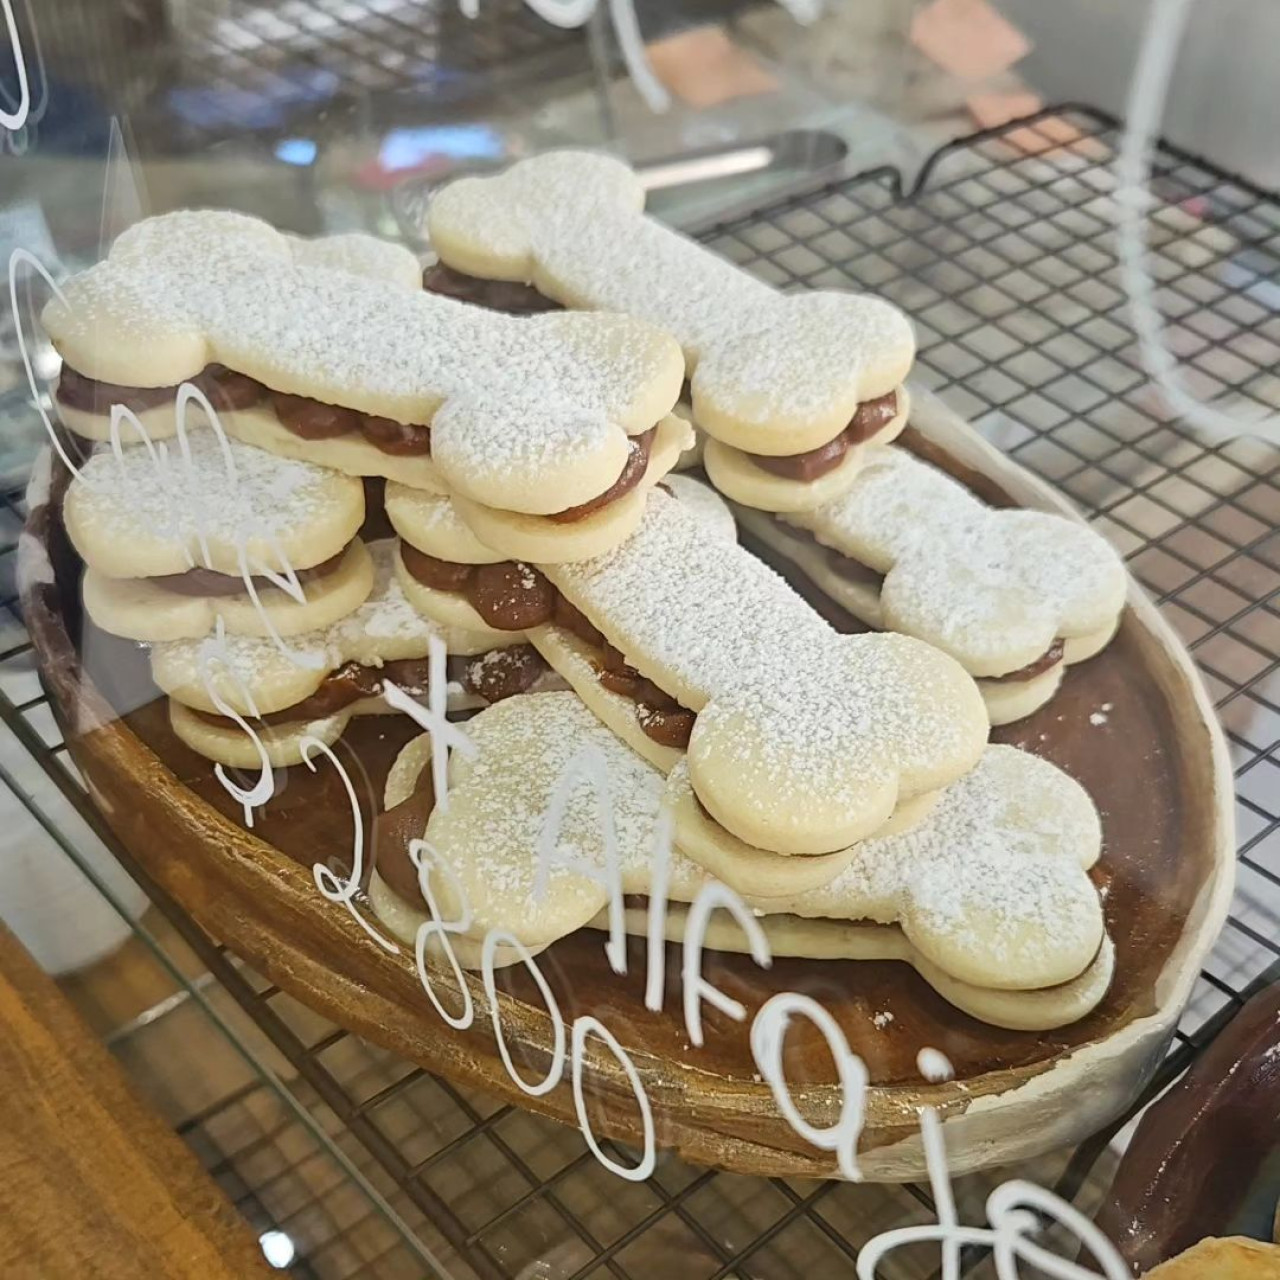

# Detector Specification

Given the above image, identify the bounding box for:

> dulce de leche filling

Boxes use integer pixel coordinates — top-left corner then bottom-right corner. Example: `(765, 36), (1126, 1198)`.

(746, 391), (900, 483)
(150, 544), (350, 597)
(56, 364), (433, 458)
(400, 543), (695, 749)
(190, 644), (548, 730)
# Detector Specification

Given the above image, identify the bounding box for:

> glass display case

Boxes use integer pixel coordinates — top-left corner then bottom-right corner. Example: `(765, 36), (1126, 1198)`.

(1, 3), (1278, 1278)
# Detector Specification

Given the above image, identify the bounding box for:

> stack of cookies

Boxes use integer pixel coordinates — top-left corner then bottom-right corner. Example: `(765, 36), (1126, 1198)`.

(44, 177), (1128, 1028)
(425, 152), (1129, 725)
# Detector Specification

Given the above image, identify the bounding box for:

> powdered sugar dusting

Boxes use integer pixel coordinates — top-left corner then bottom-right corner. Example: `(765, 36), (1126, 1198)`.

(48, 210), (680, 510)
(149, 540), (481, 691)
(428, 153), (915, 427)
(784, 446), (1127, 674)
(549, 491), (984, 820)
(423, 694), (706, 936)
(783, 745), (1104, 978)
(72, 432), (341, 550)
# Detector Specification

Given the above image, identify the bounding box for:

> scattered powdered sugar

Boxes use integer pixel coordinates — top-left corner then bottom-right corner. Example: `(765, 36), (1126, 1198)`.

(73, 431), (342, 548)
(425, 694), (705, 936)
(429, 153), (914, 420)
(550, 492), (983, 814)
(333, 541), (437, 647)
(872, 1011), (894, 1030)
(784, 446), (1128, 673)
(784, 746), (1104, 974)
(150, 540), (446, 692)
(50, 211), (677, 507)
(551, 489), (830, 705)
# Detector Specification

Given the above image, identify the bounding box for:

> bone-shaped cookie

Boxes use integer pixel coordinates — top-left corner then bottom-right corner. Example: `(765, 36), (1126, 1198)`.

(45, 210), (685, 545)
(368, 693), (1110, 1029)
(741, 446), (1127, 722)
(65, 431), (371, 641)
(427, 152), (915, 489)
(153, 539), (554, 766)
(533, 489), (988, 857)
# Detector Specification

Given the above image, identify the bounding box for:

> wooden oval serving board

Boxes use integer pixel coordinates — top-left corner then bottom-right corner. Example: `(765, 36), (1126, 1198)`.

(21, 392), (1235, 1181)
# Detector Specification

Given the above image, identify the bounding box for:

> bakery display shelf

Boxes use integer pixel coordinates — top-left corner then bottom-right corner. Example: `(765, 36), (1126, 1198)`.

(0, 102), (1277, 1277)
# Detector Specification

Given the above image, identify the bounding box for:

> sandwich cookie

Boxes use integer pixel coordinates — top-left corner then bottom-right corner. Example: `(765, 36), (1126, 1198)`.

(151, 540), (557, 766)
(736, 446), (1128, 724)
(425, 152), (913, 511)
(45, 209), (688, 559)
(384, 474), (737, 641)
(369, 693), (1112, 1031)
(524, 491), (987, 866)
(64, 432), (371, 642)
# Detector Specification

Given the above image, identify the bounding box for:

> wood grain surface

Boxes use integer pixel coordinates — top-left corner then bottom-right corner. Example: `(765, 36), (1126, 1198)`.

(0, 922), (271, 1280)
(19, 391), (1236, 1181)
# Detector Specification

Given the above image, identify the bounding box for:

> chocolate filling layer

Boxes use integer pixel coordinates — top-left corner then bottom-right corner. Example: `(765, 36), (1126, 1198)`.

(422, 262), (562, 315)
(550, 426), (656, 523)
(987, 639), (1065, 684)
(191, 644), (548, 730)
(150, 544), (350, 597)
(401, 544), (694, 748)
(747, 391), (900, 483)
(57, 364), (433, 458)
(420, 266), (900, 488)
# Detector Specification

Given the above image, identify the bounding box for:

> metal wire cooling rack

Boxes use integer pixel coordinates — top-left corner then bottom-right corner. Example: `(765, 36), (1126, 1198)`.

(1, 104), (1278, 1278)
(131, 0), (594, 146)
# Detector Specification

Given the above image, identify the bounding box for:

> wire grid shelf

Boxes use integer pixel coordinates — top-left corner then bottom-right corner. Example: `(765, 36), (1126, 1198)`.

(0, 104), (1276, 1278)
(141, 0), (592, 142)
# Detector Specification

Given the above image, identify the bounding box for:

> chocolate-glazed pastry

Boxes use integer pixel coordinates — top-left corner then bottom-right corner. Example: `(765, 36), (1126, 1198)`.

(1094, 982), (1280, 1274)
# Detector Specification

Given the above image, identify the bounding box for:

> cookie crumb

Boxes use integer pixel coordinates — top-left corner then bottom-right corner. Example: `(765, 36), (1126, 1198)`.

(872, 1010), (894, 1029)
(1089, 710), (1108, 726)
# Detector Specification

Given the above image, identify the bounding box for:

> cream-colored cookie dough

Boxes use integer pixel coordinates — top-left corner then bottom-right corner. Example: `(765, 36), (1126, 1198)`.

(666, 759), (857, 897)
(701, 387), (908, 513)
(746, 745), (1105, 991)
(374, 696), (708, 950)
(150, 539), (499, 715)
(58, 399), (445, 491)
(170, 698), (349, 768)
(544, 490), (987, 857)
(221, 406), (444, 490)
(448, 413), (692, 563)
(385, 485), (507, 564)
(65, 432), (365, 579)
(527, 624), (686, 774)
(658, 474), (736, 543)
(84, 539), (374, 642)
(978, 665), (1066, 727)
(46, 209), (684, 518)
(616, 906), (1116, 1032)
(170, 688), (484, 767)
(392, 545), (529, 648)
(672, 418), (705, 471)
(781, 445), (1128, 678)
(426, 152), (915, 463)
(367, 694), (1110, 1029)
